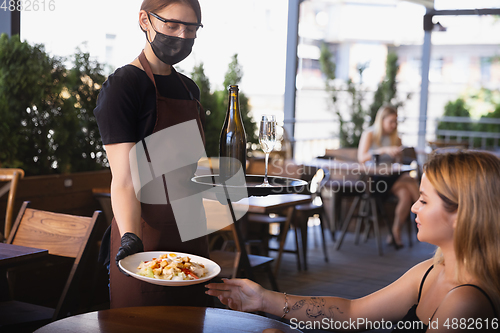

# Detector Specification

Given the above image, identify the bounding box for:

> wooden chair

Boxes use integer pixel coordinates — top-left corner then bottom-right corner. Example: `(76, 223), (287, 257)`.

(324, 148), (359, 162)
(204, 199), (279, 291)
(319, 148), (363, 234)
(0, 168), (25, 240)
(0, 202), (101, 330)
(245, 159), (303, 270)
(244, 212), (300, 267)
(92, 188), (113, 226)
(291, 167), (330, 270)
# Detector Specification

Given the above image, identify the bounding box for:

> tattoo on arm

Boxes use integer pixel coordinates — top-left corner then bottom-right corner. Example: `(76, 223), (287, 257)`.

(328, 305), (343, 319)
(292, 299), (306, 310)
(291, 297), (343, 319)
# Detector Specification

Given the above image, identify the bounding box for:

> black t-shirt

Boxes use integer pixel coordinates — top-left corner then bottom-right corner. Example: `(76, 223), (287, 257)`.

(94, 65), (200, 145)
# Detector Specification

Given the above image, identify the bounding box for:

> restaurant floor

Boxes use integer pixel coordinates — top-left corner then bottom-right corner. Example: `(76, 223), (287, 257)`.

(247, 220), (437, 333)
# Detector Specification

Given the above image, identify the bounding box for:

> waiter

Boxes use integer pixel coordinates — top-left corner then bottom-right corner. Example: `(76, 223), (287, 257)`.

(94, 0), (210, 308)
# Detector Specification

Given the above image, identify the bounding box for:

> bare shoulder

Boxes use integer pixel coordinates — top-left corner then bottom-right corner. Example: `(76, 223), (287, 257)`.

(407, 259), (434, 279)
(350, 259), (434, 322)
(430, 285), (497, 332)
(393, 259), (434, 296)
(358, 129), (374, 161)
(380, 259), (434, 299)
(441, 285), (496, 318)
(361, 128), (373, 141)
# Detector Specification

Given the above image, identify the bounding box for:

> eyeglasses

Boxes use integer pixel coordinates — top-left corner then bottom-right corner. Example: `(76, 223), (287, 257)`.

(149, 12), (203, 38)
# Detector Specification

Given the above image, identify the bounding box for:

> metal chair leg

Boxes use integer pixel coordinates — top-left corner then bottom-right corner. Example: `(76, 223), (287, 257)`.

(354, 197), (367, 245)
(335, 196), (361, 251)
(362, 219), (372, 243)
(319, 211), (329, 262)
(291, 217), (302, 271)
(370, 197), (383, 256)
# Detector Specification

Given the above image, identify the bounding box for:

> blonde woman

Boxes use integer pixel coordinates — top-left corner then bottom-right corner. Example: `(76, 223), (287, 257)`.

(207, 151), (500, 332)
(358, 105), (419, 248)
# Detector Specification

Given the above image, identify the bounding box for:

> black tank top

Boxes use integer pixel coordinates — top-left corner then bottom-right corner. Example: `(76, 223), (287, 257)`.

(391, 265), (497, 332)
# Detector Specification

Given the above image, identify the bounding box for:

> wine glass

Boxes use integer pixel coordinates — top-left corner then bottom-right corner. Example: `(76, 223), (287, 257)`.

(257, 115), (277, 187)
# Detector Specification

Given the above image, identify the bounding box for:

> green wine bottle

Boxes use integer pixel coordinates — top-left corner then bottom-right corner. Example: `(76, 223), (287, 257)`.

(219, 85), (247, 183)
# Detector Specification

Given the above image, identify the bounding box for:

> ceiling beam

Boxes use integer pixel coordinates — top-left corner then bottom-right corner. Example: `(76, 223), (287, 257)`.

(428, 8), (500, 16)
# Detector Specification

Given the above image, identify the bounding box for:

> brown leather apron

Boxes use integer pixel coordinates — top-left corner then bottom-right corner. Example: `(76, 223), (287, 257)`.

(109, 50), (210, 308)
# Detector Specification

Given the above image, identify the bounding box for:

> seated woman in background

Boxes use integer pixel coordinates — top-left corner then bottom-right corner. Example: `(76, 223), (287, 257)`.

(207, 150), (500, 332)
(358, 105), (419, 248)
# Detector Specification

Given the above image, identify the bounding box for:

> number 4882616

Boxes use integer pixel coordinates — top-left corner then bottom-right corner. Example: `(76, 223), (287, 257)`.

(1, 0), (56, 11)
(443, 318), (498, 330)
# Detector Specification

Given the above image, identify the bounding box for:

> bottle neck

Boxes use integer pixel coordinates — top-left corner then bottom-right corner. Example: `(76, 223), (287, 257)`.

(228, 91), (241, 123)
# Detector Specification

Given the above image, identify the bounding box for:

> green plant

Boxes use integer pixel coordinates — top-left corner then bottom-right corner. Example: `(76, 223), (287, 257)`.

(368, 52), (410, 125)
(319, 43), (367, 148)
(191, 63), (223, 158)
(60, 47), (107, 172)
(191, 54), (257, 157)
(320, 45), (410, 147)
(437, 98), (472, 141)
(477, 104), (500, 147)
(0, 34), (106, 175)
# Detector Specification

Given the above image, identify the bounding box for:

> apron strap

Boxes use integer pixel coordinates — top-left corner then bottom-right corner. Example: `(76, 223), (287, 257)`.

(196, 100), (206, 130)
(138, 50), (206, 130)
(172, 66), (206, 130)
(138, 50), (158, 92)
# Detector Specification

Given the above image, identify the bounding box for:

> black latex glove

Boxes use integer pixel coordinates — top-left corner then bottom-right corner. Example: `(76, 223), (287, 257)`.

(115, 232), (144, 276)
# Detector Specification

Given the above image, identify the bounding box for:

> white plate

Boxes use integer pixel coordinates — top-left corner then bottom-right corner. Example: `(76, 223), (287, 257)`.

(119, 251), (221, 286)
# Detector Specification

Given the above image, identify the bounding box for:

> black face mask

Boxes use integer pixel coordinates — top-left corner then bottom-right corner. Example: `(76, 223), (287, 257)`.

(147, 30), (194, 65)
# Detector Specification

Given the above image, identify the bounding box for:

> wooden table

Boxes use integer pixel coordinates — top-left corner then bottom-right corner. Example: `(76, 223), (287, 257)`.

(0, 243), (49, 269)
(0, 243), (49, 301)
(34, 306), (301, 333)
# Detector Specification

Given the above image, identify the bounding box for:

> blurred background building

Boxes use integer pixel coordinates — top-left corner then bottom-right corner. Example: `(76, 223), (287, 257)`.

(4, 0), (500, 160)
(292, 0), (500, 159)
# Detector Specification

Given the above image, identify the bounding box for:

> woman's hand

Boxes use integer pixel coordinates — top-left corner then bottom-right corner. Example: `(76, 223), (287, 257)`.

(205, 278), (266, 312)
